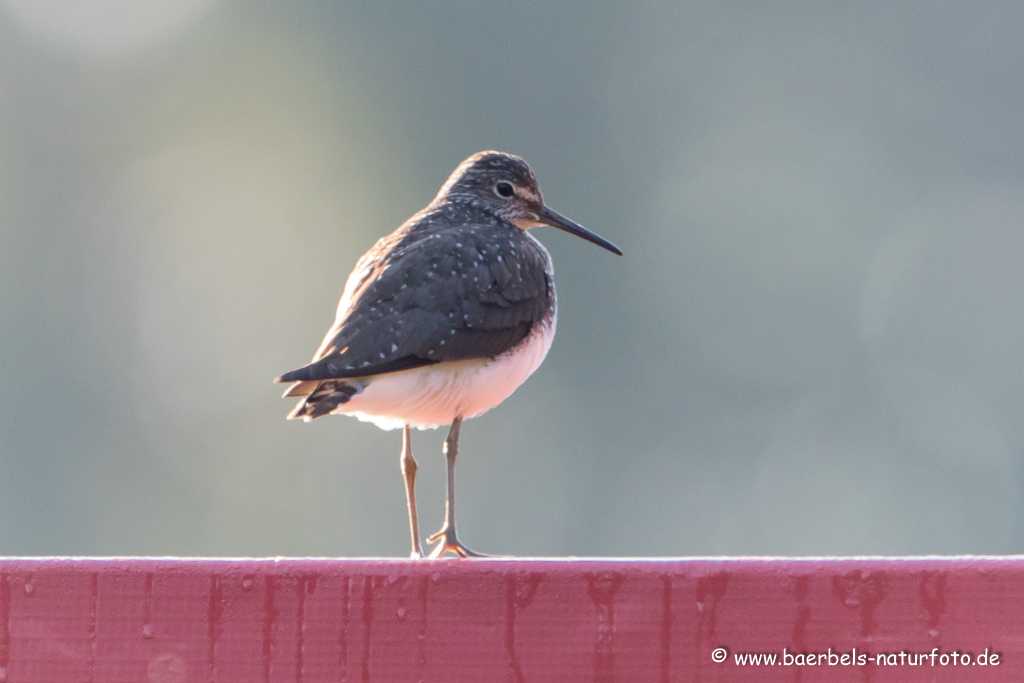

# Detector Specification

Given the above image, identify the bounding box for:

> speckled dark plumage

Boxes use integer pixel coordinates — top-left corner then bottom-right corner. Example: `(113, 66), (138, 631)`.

(277, 152), (555, 419)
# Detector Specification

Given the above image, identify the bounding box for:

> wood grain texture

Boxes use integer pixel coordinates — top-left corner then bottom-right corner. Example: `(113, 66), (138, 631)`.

(0, 557), (1018, 681)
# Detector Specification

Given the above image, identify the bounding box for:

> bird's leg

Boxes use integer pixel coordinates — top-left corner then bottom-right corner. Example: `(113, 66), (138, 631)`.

(400, 424), (424, 559)
(426, 417), (486, 558)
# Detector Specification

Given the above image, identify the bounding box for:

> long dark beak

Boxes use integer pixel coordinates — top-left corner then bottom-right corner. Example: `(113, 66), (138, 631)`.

(536, 205), (623, 256)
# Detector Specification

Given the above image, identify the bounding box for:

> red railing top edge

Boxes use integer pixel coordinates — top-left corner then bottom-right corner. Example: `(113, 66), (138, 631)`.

(1, 554), (1023, 560)
(0, 554), (1021, 572)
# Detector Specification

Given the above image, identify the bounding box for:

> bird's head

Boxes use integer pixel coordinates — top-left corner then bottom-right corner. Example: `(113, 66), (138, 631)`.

(434, 150), (623, 256)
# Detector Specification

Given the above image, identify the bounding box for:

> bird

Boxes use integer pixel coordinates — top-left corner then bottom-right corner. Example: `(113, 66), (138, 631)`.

(275, 150), (622, 558)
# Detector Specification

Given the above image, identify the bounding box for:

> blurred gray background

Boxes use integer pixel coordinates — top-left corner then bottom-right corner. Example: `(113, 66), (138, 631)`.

(0, 0), (1021, 557)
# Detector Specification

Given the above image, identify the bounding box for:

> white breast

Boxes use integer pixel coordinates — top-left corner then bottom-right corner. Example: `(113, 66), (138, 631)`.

(335, 315), (557, 430)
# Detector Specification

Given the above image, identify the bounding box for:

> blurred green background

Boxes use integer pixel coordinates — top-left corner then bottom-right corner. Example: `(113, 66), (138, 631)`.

(0, 1), (1021, 557)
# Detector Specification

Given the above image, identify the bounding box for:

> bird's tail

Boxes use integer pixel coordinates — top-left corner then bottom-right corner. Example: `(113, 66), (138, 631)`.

(285, 380), (363, 421)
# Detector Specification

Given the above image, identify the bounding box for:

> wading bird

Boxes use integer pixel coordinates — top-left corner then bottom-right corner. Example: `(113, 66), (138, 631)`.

(276, 151), (621, 557)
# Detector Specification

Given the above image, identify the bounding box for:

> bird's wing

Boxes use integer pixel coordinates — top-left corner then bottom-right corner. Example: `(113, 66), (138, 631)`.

(275, 218), (552, 384)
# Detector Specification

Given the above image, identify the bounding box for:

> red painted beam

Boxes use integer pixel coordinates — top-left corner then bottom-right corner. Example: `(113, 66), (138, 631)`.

(0, 557), (1018, 681)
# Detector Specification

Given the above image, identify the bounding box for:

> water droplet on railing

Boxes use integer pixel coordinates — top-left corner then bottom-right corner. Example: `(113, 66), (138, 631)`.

(396, 607), (407, 622)
(143, 623), (155, 639)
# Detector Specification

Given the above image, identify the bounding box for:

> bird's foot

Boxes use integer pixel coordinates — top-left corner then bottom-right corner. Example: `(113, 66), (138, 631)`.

(426, 525), (489, 558)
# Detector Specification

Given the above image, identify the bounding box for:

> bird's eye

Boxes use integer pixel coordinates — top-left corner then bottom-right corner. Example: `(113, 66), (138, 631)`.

(494, 181), (515, 198)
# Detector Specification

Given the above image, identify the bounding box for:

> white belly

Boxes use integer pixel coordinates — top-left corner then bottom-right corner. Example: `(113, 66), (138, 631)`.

(335, 316), (556, 430)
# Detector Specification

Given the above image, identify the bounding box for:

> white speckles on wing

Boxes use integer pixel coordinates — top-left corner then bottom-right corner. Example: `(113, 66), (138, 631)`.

(284, 152), (564, 424)
(335, 316), (556, 430)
